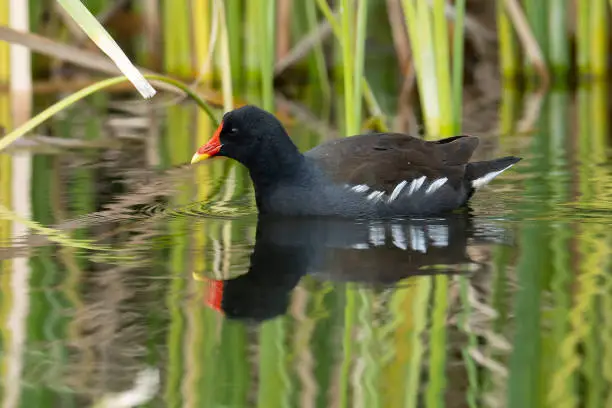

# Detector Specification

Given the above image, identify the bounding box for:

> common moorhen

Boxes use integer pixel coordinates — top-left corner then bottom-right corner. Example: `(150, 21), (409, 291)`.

(191, 105), (521, 217)
(202, 214), (510, 321)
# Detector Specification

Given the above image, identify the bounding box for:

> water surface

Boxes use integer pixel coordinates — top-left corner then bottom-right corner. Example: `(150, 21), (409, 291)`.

(0, 87), (611, 407)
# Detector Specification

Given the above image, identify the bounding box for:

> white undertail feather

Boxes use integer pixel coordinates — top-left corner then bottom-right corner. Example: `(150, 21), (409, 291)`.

(471, 164), (516, 189)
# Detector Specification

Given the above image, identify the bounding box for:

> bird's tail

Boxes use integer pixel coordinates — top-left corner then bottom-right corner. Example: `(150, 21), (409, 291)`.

(466, 156), (521, 189)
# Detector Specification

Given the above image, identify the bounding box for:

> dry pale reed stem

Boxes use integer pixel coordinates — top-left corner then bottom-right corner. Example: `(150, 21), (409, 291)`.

(503, 0), (550, 87)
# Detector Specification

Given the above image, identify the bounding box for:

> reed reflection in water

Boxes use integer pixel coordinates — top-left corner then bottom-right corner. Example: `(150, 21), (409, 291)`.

(0, 84), (611, 407)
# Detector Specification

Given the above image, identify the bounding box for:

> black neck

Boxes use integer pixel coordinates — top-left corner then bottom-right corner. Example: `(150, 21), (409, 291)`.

(246, 136), (307, 192)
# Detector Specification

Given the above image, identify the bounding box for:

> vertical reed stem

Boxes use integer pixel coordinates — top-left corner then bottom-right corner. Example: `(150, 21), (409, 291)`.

(504, 0), (549, 86)
(260, 0), (276, 111)
(141, 0), (161, 70)
(524, 0), (547, 58)
(276, 0), (292, 61)
(402, 0), (441, 136)
(163, 0), (192, 76)
(589, 0), (607, 78)
(340, 0), (356, 134)
(217, 0), (233, 111)
(245, 0), (259, 83)
(576, 0), (590, 74)
(192, 0), (212, 81)
(305, 0), (331, 99)
(353, 0), (369, 133)
(432, 0), (453, 135)
(226, 0), (243, 86)
(452, 0), (466, 133)
(0, 0), (11, 225)
(522, 0), (548, 87)
(416, 0), (440, 136)
(315, 0), (386, 129)
(497, 0), (518, 79)
(548, 0), (569, 82)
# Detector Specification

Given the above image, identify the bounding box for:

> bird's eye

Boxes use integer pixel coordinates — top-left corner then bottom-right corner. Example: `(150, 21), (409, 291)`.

(229, 128), (238, 134)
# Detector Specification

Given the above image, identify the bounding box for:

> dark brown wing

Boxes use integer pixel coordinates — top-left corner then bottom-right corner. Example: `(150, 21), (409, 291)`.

(304, 133), (479, 193)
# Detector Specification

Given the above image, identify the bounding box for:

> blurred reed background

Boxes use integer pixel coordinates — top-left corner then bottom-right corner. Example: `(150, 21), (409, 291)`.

(0, 0), (609, 139)
(1, 0), (609, 134)
(0, 1), (612, 407)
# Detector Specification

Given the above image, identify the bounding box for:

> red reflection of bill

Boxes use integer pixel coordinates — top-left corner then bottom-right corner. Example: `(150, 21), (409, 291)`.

(204, 279), (224, 312)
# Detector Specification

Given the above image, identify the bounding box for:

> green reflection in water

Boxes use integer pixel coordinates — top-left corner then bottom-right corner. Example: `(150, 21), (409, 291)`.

(1, 85), (612, 407)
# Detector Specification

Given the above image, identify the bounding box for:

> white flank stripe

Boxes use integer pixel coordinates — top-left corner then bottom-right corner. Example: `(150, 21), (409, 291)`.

(351, 184), (370, 193)
(471, 164), (515, 189)
(407, 176), (426, 196)
(391, 224), (407, 250)
(367, 191), (385, 201)
(425, 177), (448, 195)
(388, 180), (408, 202)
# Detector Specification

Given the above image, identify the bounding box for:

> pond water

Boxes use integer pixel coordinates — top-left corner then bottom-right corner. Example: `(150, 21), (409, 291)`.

(1, 85), (612, 408)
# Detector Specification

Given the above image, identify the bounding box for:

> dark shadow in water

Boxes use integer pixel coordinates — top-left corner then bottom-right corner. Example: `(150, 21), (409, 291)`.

(202, 213), (512, 322)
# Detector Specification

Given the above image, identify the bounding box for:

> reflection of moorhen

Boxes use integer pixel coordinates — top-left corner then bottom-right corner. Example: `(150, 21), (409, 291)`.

(203, 213), (511, 322)
(191, 105), (520, 217)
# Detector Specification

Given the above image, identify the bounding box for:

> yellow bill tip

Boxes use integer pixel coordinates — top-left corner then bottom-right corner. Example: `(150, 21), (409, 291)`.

(191, 152), (210, 164)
